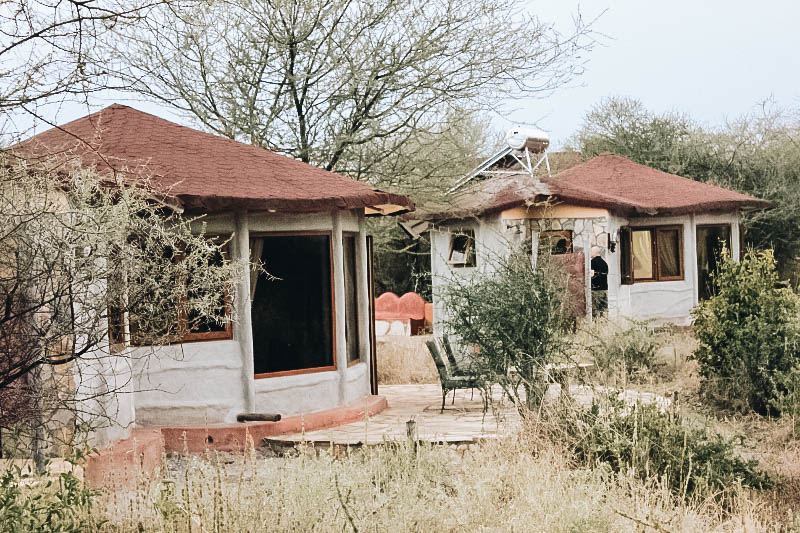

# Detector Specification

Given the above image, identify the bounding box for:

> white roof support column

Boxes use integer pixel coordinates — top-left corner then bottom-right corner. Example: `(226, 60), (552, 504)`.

(232, 210), (255, 412)
(689, 212), (699, 307)
(584, 233), (592, 323)
(332, 210), (348, 404)
(356, 210), (372, 396)
(732, 214), (741, 261)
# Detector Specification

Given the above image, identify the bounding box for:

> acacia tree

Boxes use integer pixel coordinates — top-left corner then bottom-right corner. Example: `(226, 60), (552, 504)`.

(115, 0), (596, 297)
(0, 0), (180, 137)
(115, 0), (596, 176)
(0, 156), (236, 454)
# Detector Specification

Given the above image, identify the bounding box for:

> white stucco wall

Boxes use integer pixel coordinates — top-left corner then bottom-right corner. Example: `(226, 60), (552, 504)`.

(609, 211), (739, 324)
(430, 214), (510, 337)
(129, 208), (373, 427)
(131, 340), (244, 425)
(73, 350), (137, 447)
(71, 269), (137, 447)
(430, 207), (742, 329)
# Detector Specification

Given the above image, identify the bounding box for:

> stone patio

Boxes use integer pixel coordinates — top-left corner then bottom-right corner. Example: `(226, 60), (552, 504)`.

(265, 384), (522, 447)
(264, 382), (672, 450)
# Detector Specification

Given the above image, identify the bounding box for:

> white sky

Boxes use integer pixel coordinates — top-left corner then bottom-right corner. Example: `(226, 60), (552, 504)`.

(503, 0), (800, 148)
(20, 0), (800, 151)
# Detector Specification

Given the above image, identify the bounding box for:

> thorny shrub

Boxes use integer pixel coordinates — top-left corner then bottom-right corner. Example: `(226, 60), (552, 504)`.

(692, 249), (800, 415)
(438, 250), (572, 413)
(581, 317), (668, 383)
(0, 447), (100, 533)
(529, 394), (772, 505)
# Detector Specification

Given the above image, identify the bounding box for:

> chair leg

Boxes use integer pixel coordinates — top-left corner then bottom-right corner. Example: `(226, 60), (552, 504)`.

(441, 389), (446, 412)
(452, 389), (456, 405)
(471, 388), (474, 400)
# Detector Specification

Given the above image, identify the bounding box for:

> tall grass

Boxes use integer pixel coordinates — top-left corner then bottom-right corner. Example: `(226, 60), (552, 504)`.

(84, 435), (792, 533)
(376, 335), (438, 384)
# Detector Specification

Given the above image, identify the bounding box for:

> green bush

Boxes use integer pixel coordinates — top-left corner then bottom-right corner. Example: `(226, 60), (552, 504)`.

(0, 460), (100, 533)
(692, 249), (800, 415)
(583, 318), (667, 382)
(536, 396), (772, 504)
(772, 367), (800, 437)
(438, 251), (571, 413)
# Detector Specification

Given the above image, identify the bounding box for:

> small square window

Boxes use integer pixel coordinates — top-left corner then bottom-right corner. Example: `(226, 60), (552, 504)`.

(448, 230), (476, 267)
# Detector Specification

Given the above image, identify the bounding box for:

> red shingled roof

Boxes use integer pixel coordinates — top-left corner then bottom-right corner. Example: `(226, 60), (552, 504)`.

(11, 104), (412, 214)
(415, 154), (768, 220)
(541, 154), (769, 215)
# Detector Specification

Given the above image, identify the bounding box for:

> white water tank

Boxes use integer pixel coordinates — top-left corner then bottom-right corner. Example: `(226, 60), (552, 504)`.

(505, 127), (550, 152)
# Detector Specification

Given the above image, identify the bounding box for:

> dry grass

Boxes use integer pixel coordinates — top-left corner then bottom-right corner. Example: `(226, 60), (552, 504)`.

(376, 335), (438, 384)
(94, 437), (795, 533)
(9, 322), (800, 531)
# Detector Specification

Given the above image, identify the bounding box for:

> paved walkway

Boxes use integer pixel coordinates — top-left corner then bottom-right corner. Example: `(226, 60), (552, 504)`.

(264, 383), (671, 449)
(267, 384), (522, 446)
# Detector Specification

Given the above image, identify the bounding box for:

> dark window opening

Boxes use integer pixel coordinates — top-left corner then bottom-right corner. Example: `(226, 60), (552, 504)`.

(107, 262), (127, 350)
(539, 230), (573, 255)
(128, 239), (232, 345)
(183, 242), (232, 342)
(108, 305), (126, 349)
(343, 235), (360, 364)
(251, 234), (334, 376)
(448, 230), (476, 267)
(697, 224), (731, 300)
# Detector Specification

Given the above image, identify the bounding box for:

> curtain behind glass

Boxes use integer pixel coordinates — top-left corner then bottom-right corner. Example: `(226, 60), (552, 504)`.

(632, 230), (653, 279)
(249, 238), (264, 301)
(657, 229), (680, 278)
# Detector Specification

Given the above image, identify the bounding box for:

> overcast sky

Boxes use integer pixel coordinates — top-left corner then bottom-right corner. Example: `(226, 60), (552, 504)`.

(504, 0), (800, 148)
(24, 0), (800, 152)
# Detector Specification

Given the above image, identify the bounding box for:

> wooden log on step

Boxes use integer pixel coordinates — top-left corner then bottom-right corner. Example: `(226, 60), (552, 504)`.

(237, 413), (281, 422)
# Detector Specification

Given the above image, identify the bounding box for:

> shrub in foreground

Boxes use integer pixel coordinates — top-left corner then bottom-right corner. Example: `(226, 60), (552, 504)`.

(533, 396), (772, 504)
(439, 251), (571, 413)
(582, 317), (668, 382)
(692, 249), (800, 415)
(0, 458), (99, 532)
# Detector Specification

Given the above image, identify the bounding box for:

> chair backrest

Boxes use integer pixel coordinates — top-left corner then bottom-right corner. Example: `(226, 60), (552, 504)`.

(441, 334), (461, 374)
(425, 339), (451, 383)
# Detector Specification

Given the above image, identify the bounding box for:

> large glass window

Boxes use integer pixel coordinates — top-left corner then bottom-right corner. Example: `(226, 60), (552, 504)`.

(128, 238), (232, 345)
(343, 235), (360, 364)
(183, 242), (232, 342)
(622, 225), (684, 283)
(251, 234), (334, 376)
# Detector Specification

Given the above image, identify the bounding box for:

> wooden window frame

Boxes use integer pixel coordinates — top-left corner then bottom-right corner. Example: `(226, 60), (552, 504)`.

(126, 237), (233, 346)
(622, 225), (684, 283)
(343, 232), (361, 366)
(177, 238), (234, 343)
(251, 231), (337, 380)
(447, 229), (477, 268)
(107, 305), (127, 352)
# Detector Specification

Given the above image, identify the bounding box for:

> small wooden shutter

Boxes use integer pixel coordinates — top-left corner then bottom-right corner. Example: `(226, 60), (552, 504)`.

(620, 226), (633, 285)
